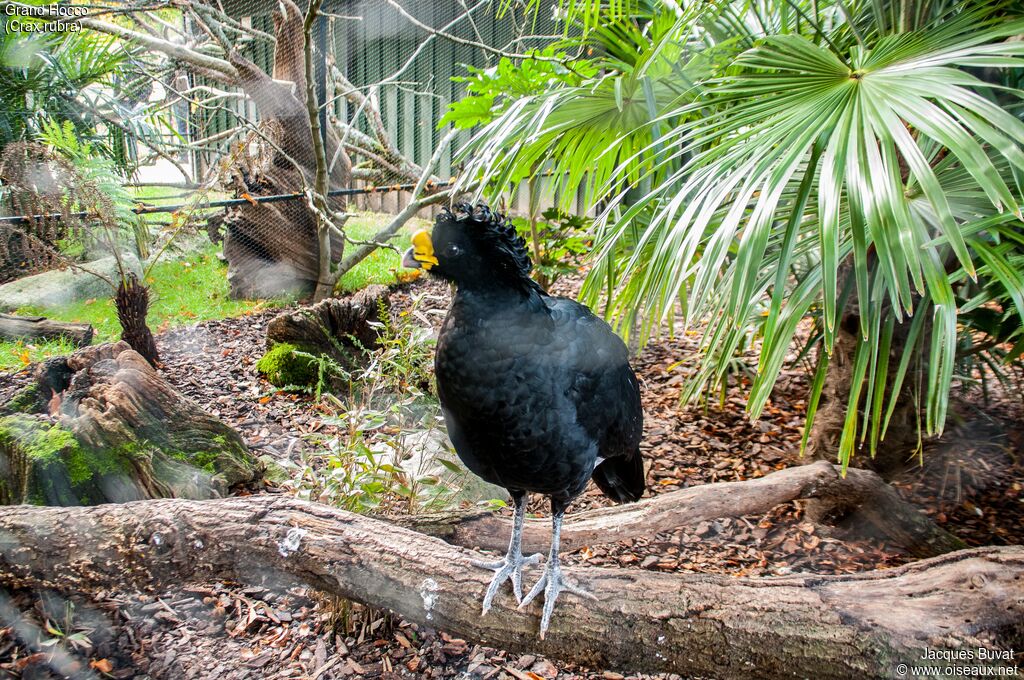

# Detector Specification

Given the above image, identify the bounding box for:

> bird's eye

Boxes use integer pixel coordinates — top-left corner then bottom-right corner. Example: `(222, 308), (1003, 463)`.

(445, 243), (463, 257)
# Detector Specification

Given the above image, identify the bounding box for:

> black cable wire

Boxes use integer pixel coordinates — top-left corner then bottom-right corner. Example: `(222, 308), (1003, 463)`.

(0, 180), (454, 226)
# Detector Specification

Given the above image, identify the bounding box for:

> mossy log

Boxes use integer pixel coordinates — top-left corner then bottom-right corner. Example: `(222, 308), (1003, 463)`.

(0, 342), (259, 505)
(0, 495), (1020, 678)
(261, 285), (390, 384)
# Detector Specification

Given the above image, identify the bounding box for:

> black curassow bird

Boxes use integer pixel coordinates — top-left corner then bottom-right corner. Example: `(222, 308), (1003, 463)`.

(401, 203), (645, 638)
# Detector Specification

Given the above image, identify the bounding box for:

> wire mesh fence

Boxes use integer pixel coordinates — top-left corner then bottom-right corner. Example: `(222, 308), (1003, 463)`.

(0, 0), (576, 300)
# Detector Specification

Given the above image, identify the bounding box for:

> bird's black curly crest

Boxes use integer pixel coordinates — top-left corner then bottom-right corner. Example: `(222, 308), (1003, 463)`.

(442, 202), (533, 277)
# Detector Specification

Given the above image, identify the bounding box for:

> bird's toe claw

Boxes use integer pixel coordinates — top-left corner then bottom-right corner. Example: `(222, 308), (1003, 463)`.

(475, 552), (538, 615)
(518, 571), (546, 609)
(519, 563), (594, 639)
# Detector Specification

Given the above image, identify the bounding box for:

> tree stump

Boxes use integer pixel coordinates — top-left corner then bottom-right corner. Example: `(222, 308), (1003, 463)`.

(262, 285), (390, 381)
(0, 342), (259, 505)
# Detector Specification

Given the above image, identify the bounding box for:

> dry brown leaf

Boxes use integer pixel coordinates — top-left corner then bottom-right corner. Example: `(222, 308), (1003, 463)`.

(504, 667), (544, 680)
(89, 658), (114, 673)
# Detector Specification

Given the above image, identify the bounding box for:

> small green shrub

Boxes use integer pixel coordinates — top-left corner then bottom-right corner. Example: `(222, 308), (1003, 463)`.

(363, 298), (436, 395)
(512, 208), (590, 290)
(256, 342), (318, 388)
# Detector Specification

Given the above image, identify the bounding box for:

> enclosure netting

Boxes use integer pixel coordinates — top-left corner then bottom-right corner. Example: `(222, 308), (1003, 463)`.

(0, 0), (560, 298)
(190, 0), (561, 296)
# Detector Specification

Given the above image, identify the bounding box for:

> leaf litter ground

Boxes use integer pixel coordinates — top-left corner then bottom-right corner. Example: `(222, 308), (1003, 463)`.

(1, 275), (1021, 679)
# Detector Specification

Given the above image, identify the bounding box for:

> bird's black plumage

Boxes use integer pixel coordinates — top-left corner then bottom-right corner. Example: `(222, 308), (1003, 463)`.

(426, 204), (644, 505)
(403, 202), (644, 637)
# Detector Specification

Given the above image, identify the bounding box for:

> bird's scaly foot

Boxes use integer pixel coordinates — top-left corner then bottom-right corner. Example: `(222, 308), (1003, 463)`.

(472, 551), (542, 614)
(519, 558), (596, 639)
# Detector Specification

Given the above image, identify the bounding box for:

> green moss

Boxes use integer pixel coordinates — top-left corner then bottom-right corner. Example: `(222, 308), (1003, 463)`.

(116, 440), (148, 459)
(32, 428), (126, 485)
(25, 426), (77, 462)
(6, 385), (41, 414)
(156, 432), (251, 479)
(189, 450), (220, 474)
(256, 342), (318, 388)
(0, 415), (77, 465)
(0, 412), (259, 506)
(0, 415), (132, 496)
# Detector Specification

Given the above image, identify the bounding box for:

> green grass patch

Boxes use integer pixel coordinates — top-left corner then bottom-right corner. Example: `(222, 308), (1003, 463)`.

(0, 337), (81, 373)
(0, 244), (285, 371)
(338, 211), (431, 292)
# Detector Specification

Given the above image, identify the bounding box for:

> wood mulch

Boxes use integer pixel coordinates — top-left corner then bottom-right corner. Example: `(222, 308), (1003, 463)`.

(1, 274), (1022, 679)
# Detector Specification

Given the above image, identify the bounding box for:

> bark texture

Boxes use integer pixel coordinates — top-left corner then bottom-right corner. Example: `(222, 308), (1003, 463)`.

(396, 460), (964, 558)
(0, 495), (1019, 679)
(265, 284), (390, 369)
(0, 342), (258, 505)
(809, 309), (926, 473)
(0, 314), (93, 346)
(804, 465), (967, 557)
(114, 273), (159, 366)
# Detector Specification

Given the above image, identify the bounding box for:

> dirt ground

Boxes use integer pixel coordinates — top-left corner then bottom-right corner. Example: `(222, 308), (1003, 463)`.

(1, 274), (1021, 679)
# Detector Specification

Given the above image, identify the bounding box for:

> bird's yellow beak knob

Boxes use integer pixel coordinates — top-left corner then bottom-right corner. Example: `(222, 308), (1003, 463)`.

(402, 230), (438, 270)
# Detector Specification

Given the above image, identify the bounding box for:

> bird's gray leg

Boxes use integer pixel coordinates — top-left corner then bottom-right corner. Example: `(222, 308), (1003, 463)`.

(519, 501), (597, 639)
(471, 491), (542, 614)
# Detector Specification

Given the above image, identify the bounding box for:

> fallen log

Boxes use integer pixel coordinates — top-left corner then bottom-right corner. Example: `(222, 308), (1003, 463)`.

(397, 460), (966, 558)
(0, 314), (93, 347)
(0, 495), (1019, 679)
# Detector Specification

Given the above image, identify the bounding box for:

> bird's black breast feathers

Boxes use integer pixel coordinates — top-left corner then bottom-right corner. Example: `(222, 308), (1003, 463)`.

(435, 288), (643, 502)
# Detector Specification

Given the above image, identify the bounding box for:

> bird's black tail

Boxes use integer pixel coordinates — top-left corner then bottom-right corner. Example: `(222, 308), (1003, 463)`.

(592, 450), (645, 503)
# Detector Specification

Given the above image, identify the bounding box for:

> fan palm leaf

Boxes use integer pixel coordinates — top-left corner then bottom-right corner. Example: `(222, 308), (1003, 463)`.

(462, 0), (1024, 469)
(586, 7), (1024, 466)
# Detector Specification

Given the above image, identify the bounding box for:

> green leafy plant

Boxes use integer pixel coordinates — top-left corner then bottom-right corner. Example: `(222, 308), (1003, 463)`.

(363, 299), (436, 394)
(281, 295), (471, 514)
(457, 0), (1024, 470)
(439, 50), (587, 130)
(0, 25), (169, 173)
(512, 208), (590, 289)
(441, 51), (597, 291)
(37, 118), (144, 251)
(39, 600), (93, 653)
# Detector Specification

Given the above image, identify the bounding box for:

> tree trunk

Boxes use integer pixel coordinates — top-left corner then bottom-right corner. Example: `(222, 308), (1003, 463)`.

(219, 0), (350, 300)
(115, 273), (159, 366)
(0, 342), (259, 505)
(0, 314), (93, 346)
(809, 309), (926, 473)
(0, 495), (1019, 679)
